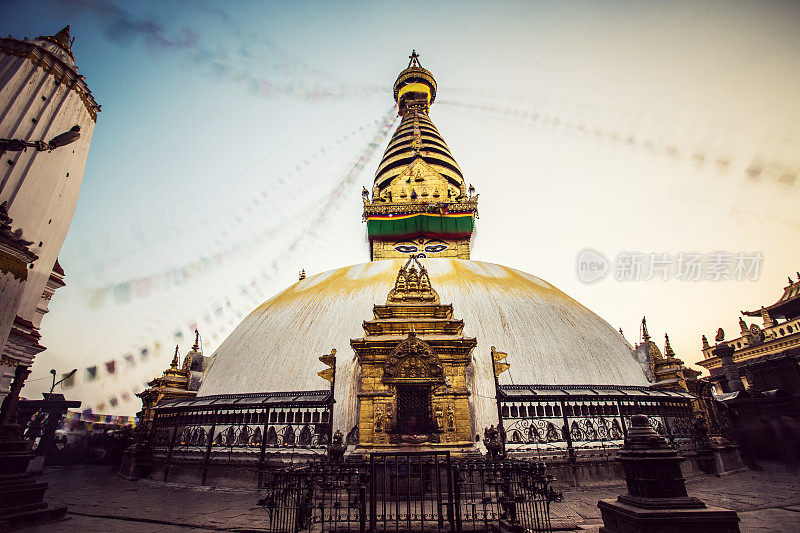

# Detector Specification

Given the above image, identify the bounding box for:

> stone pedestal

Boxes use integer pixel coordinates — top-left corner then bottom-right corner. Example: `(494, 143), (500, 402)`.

(598, 414), (740, 533)
(0, 424), (66, 530)
(598, 499), (741, 533)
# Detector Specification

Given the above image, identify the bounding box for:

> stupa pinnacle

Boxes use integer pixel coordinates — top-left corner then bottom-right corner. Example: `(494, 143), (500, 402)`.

(363, 51), (478, 261)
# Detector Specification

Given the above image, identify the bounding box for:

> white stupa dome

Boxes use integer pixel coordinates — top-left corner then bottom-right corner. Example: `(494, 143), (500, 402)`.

(199, 258), (648, 435)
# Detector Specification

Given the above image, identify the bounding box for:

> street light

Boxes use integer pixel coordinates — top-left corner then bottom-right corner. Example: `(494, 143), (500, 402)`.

(0, 125), (81, 153)
(49, 368), (78, 394)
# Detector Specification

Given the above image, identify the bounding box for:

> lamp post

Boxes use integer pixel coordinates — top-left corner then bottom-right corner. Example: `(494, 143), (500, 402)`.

(0, 125), (81, 153)
(49, 368), (77, 394)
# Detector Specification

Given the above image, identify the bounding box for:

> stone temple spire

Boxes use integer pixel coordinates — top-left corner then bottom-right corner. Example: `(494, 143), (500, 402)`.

(363, 51), (478, 261)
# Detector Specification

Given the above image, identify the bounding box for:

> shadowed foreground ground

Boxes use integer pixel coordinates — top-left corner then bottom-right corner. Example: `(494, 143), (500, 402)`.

(17, 463), (800, 532)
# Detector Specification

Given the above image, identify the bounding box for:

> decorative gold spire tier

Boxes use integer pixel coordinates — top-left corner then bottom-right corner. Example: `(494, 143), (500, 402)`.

(363, 51), (478, 261)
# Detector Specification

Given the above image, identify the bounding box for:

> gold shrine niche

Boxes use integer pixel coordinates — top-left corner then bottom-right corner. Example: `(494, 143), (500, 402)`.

(351, 256), (476, 451)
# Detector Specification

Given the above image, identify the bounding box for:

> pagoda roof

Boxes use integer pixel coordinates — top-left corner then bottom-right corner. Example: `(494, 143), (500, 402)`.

(742, 275), (800, 320)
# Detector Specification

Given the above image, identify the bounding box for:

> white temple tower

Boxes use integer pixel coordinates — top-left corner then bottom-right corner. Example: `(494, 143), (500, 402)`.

(0, 27), (100, 399)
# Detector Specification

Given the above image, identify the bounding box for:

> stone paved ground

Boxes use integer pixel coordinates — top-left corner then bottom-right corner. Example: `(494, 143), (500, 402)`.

(549, 463), (800, 532)
(17, 463), (800, 532)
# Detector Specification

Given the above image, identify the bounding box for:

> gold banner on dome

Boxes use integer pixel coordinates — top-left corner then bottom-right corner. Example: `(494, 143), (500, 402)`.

(317, 368), (334, 383)
(318, 349), (336, 383)
(492, 347), (510, 377)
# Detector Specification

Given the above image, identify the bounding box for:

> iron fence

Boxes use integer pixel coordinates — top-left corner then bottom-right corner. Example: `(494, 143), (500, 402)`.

(151, 399), (332, 486)
(499, 392), (696, 456)
(260, 452), (561, 533)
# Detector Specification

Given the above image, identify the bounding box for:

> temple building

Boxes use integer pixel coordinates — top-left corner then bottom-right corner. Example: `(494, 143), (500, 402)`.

(698, 274), (800, 395)
(138, 53), (697, 485)
(0, 26), (100, 401)
(136, 332), (209, 433)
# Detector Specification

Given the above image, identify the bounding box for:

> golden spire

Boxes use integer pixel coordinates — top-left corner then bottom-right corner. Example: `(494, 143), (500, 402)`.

(408, 49), (422, 68)
(641, 317), (650, 342)
(183, 332), (202, 371)
(363, 52), (478, 261)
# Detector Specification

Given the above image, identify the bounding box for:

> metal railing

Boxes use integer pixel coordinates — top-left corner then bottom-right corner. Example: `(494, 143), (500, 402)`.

(151, 403), (332, 486)
(259, 452), (561, 532)
(500, 396), (696, 456)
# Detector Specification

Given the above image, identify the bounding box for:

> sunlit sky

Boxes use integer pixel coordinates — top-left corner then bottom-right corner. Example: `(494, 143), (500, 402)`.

(4, 0), (799, 415)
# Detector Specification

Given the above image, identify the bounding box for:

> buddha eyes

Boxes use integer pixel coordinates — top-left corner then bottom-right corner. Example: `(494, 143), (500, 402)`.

(424, 244), (447, 253)
(394, 241), (449, 254)
(395, 245), (418, 253)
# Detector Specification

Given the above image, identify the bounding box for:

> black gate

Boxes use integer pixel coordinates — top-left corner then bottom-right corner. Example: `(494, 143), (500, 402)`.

(369, 452), (455, 531)
(261, 452), (560, 532)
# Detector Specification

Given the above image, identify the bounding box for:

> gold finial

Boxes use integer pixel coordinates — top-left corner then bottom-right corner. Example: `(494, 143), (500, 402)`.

(299, 269), (306, 281)
(739, 316), (751, 336)
(664, 333), (675, 356)
(641, 317), (650, 342)
(170, 345), (179, 368)
(192, 329), (200, 351)
(408, 49), (421, 68)
(702, 335), (710, 350)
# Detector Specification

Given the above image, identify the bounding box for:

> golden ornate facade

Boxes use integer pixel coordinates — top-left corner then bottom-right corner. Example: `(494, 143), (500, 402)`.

(137, 335), (207, 433)
(351, 256), (475, 451)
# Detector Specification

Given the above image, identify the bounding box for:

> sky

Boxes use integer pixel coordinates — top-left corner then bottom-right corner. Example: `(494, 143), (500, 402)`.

(3, 0), (799, 415)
